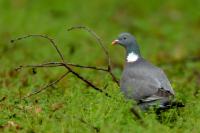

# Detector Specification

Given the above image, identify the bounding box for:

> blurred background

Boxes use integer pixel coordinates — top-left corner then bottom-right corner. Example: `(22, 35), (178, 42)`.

(1, 0), (200, 66)
(0, 0), (200, 132)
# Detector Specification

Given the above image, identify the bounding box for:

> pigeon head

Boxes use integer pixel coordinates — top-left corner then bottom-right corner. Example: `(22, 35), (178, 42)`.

(112, 33), (134, 47)
(112, 33), (141, 62)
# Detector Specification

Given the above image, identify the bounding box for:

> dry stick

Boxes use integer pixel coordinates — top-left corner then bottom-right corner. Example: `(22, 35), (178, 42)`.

(11, 34), (110, 98)
(67, 26), (119, 85)
(67, 63), (107, 71)
(130, 107), (145, 125)
(11, 34), (65, 62)
(23, 71), (71, 99)
(0, 96), (7, 102)
(16, 62), (108, 72)
(78, 118), (100, 133)
(62, 63), (111, 97)
(17, 63), (111, 97)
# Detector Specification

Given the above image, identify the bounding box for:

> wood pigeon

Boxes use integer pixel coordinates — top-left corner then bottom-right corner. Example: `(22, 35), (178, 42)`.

(112, 33), (177, 110)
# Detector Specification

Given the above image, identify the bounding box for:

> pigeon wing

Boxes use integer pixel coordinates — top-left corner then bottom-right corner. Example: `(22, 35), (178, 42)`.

(155, 68), (175, 95)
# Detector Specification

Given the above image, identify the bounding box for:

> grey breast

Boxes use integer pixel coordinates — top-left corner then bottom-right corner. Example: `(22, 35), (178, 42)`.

(120, 58), (175, 103)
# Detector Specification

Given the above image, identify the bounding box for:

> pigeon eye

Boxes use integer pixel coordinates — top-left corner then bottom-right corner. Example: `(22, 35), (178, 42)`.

(123, 37), (127, 40)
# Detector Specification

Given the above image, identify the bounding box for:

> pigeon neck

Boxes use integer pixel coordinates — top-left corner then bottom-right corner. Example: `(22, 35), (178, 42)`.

(126, 45), (141, 62)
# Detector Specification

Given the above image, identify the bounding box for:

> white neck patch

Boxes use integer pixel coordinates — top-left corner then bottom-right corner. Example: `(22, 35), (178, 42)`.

(127, 52), (139, 62)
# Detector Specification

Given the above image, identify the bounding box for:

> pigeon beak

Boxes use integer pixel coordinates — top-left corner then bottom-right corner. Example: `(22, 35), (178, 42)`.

(112, 39), (119, 45)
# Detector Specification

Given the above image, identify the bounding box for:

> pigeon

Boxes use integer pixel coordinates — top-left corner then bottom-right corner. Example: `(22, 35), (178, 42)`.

(112, 33), (178, 110)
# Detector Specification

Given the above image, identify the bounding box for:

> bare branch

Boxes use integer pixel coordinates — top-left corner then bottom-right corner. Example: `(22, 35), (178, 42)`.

(11, 34), (65, 62)
(15, 62), (63, 71)
(18, 62), (111, 98)
(67, 26), (110, 66)
(62, 63), (111, 97)
(130, 107), (145, 125)
(23, 71), (70, 99)
(11, 34), (110, 97)
(0, 96), (7, 102)
(15, 62), (108, 72)
(16, 62), (112, 98)
(67, 62), (108, 71)
(67, 26), (119, 85)
(78, 117), (100, 132)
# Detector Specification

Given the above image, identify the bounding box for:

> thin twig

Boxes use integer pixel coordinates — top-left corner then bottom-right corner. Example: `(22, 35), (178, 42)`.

(62, 63), (111, 97)
(67, 26), (110, 65)
(78, 118), (100, 133)
(11, 34), (65, 62)
(17, 62), (112, 98)
(67, 63), (107, 71)
(23, 71), (70, 99)
(16, 62), (108, 72)
(130, 107), (145, 125)
(67, 26), (119, 85)
(0, 96), (7, 102)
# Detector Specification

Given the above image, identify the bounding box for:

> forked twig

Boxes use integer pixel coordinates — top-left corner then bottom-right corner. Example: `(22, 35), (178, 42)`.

(11, 34), (111, 98)
(16, 62), (108, 72)
(67, 26), (119, 85)
(12, 32), (118, 84)
(23, 71), (70, 99)
(11, 34), (65, 62)
(67, 26), (110, 65)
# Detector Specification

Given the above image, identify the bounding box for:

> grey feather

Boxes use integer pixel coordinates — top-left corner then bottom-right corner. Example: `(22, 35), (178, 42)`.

(120, 58), (174, 106)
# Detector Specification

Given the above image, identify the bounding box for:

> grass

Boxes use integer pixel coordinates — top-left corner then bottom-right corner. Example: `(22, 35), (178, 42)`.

(0, 0), (200, 132)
